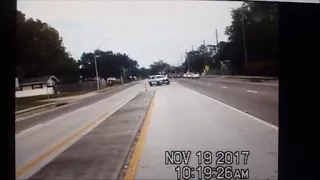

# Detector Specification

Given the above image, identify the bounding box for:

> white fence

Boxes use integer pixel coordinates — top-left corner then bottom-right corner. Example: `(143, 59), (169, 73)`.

(16, 87), (54, 98)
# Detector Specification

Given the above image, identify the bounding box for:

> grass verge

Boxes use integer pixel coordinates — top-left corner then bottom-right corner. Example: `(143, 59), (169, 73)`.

(16, 91), (91, 111)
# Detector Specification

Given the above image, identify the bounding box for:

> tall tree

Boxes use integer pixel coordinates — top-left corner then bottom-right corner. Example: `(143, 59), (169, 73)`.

(223, 2), (279, 76)
(16, 10), (80, 83)
(181, 44), (214, 73)
(149, 60), (171, 75)
(78, 50), (140, 80)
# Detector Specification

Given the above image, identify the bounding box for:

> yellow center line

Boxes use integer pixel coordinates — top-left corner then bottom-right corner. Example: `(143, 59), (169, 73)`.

(124, 92), (155, 180)
(16, 95), (134, 177)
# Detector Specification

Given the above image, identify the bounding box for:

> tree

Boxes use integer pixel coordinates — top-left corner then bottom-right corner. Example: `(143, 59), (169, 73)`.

(180, 44), (214, 73)
(16, 10), (80, 83)
(149, 60), (171, 75)
(137, 67), (151, 78)
(78, 50), (140, 81)
(223, 2), (279, 76)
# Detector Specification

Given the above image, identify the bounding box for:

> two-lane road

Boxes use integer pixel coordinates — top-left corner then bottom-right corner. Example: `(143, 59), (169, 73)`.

(135, 81), (278, 180)
(16, 82), (139, 134)
(175, 78), (278, 126)
(15, 78), (278, 180)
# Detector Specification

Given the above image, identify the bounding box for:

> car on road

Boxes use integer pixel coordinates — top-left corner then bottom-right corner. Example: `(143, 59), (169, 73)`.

(148, 75), (170, 86)
(186, 73), (193, 78)
(192, 72), (200, 78)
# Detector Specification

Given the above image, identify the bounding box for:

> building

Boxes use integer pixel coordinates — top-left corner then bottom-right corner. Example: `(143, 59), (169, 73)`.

(16, 75), (60, 98)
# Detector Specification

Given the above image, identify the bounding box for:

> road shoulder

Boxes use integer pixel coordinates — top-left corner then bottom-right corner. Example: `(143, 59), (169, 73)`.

(15, 83), (136, 134)
(28, 90), (155, 180)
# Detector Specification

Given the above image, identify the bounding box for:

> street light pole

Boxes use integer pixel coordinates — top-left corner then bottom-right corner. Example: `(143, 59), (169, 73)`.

(241, 5), (249, 75)
(93, 39), (110, 91)
(215, 29), (219, 54)
(186, 49), (189, 72)
(203, 40), (206, 69)
(94, 50), (100, 91)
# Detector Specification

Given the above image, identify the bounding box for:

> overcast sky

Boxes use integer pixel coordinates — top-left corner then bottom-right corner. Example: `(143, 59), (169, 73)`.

(18, 0), (244, 68)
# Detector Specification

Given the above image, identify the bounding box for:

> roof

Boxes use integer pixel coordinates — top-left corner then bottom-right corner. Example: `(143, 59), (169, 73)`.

(20, 75), (60, 85)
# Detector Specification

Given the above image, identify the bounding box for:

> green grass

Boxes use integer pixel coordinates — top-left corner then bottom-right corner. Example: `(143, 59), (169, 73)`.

(15, 84), (121, 111)
(16, 90), (92, 111)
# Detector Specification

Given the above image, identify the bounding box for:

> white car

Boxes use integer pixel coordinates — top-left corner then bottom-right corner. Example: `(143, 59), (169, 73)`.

(148, 75), (170, 86)
(186, 73), (193, 78)
(192, 73), (200, 78)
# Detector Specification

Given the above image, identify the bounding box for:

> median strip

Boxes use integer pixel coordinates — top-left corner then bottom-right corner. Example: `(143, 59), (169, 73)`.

(16, 93), (137, 179)
(25, 91), (155, 180)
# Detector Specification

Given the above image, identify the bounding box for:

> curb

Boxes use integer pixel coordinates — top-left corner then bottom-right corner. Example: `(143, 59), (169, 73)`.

(15, 102), (58, 115)
(15, 82), (138, 116)
(203, 75), (278, 81)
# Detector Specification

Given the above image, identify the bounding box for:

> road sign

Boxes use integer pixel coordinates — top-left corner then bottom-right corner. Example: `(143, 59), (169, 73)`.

(205, 65), (210, 71)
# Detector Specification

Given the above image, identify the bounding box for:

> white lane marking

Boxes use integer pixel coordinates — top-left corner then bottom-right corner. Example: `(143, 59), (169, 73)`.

(208, 83), (211, 85)
(184, 86), (278, 130)
(17, 123), (43, 137)
(221, 86), (228, 88)
(246, 90), (258, 94)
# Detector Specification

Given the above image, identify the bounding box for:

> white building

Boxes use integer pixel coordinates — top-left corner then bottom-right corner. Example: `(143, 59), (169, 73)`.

(15, 75), (60, 98)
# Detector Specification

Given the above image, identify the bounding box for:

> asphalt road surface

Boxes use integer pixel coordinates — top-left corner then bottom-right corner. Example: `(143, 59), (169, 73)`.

(136, 81), (278, 180)
(15, 82), (138, 134)
(175, 78), (278, 126)
(15, 80), (278, 180)
(15, 82), (145, 180)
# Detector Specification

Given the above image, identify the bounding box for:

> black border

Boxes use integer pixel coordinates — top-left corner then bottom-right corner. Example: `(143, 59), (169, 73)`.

(1, 0), (16, 179)
(279, 2), (320, 180)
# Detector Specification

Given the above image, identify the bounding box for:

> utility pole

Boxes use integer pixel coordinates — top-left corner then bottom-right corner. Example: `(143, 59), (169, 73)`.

(123, 66), (126, 84)
(93, 40), (109, 91)
(241, 5), (248, 75)
(186, 49), (189, 72)
(94, 50), (100, 90)
(203, 40), (206, 68)
(215, 29), (219, 53)
(120, 66), (125, 84)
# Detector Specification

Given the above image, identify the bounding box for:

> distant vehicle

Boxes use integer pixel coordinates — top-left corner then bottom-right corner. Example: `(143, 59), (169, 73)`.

(186, 73), (193, 78)
(192, 73), (200, 78)
(148, 75), (170, 86)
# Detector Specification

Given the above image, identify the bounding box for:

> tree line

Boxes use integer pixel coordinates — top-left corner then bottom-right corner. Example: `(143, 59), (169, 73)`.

(16, 11), (80, 83)
(17, 1), (278, 84)
(16, 10), (144, 84)
(147, 2), (279, 77)
(77, 50), (140, 81)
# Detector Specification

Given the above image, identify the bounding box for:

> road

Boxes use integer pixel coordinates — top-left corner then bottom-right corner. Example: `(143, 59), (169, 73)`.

(16, 79), (278, 180)
(175, 78), (278, 126)
(15, 82), (145, 179)
(135, 81), (278, 180)
(15, 82), (138, 134)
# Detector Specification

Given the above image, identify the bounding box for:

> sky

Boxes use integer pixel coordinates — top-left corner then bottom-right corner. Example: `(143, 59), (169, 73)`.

(18, 0), (245, 68)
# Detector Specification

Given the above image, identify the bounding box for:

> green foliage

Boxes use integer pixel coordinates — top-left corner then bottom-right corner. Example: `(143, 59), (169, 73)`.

(180, 44), (214, 73)
(78, 50), (139, 80)
(223, 2), (279, 76)
(16, 10), (80, 83)
(137, 67), (151, 78)
(149, 60), (171, 75)
(179, 2), (279, 76)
